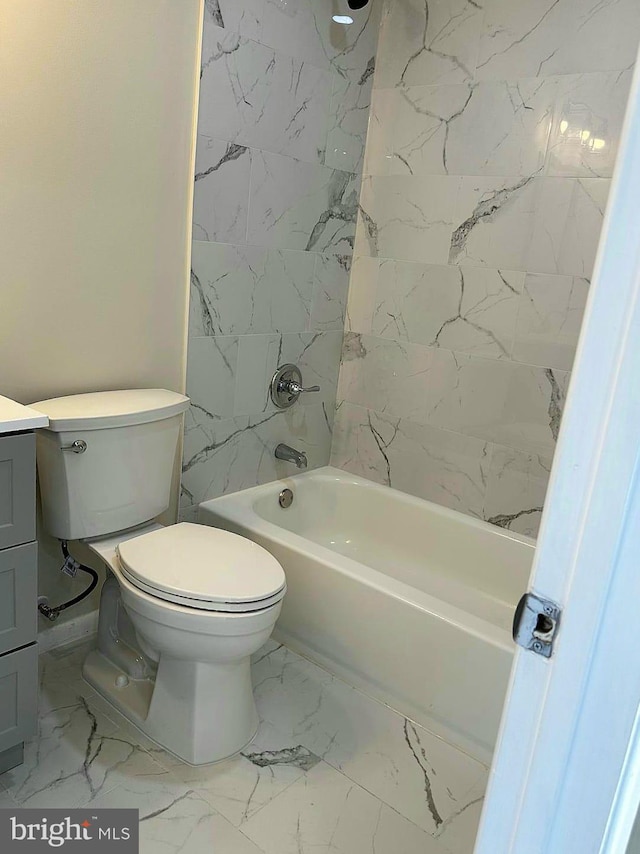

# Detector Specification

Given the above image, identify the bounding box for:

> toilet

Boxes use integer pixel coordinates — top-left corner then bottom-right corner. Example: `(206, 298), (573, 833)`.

(32, 389), (286, 765)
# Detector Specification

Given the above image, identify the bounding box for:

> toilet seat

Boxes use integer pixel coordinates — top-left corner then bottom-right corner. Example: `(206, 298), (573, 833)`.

(116, 522), (286, 613)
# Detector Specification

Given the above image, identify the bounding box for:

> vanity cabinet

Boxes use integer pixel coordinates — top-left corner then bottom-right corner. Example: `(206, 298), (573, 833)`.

(0, 432), (38, 773)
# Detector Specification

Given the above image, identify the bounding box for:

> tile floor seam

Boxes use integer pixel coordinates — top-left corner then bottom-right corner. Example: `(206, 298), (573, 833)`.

(19, 637), (485, 852)
(271, 638), (488, 767)
(192, 765), (303, 826)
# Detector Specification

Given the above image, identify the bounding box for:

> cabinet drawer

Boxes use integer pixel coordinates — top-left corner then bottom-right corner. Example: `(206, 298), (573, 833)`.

(0, 542), (37, 655)
(0, 644), (37, 753)
(0, 433), (36, 550)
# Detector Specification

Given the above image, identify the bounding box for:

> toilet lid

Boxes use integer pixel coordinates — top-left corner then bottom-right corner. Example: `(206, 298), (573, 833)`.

(116, 523), (286, 613)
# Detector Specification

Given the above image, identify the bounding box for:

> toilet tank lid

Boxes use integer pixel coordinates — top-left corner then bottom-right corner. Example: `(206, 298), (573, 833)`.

(31, 389), (190, 432)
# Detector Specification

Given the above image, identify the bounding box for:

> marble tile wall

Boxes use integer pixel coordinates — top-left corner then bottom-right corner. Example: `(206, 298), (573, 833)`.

(181, 1), (381, 515)
(332, 0), (640, 536)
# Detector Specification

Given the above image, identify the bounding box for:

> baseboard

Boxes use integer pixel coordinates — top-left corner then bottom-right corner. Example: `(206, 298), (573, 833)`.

(37, 609), (99, 653)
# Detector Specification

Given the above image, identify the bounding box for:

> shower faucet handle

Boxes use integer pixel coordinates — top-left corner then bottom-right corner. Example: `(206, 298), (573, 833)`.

(270, 364), (320, 409)
(284, 380), (320, 396)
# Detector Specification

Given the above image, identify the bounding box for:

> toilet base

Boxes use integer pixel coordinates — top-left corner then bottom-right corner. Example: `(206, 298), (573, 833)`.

(83, 648), (259, 765)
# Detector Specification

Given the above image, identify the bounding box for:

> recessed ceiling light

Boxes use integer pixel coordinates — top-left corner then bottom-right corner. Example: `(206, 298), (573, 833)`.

(332, 14), (354, 24)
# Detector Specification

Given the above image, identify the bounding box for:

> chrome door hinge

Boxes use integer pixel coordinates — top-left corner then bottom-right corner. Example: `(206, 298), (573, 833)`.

(512, 593), (562, 659)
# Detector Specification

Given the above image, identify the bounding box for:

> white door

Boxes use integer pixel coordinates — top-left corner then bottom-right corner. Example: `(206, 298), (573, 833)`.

(475, 52), (640, 854)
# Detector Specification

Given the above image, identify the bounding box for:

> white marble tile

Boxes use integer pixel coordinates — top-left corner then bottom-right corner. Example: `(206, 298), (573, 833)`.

(545, 70), (633, 178)
(375, 79), (554, 178)
(330, 399), (392, 484)
(0, 787), (18, 808)
(337, 334), (432, 422)
(325, 73), (373, 173)
(450, 176), (609, 277)
(241, 761), (446, 854)
(0, 694), (157, 808)
(387, 415), (485, 518)
(422, 350), (512, 441)
(483, 445), (553, 537)
(248, 151), (359, 253)
(375, 0), (483, 88)
(310, 253), (352, 331)
(30, 638), (490, 854)
(181, 412), (257, 505)
(356, 175), (459, 264)
(183, 339), (336, 503)
(192, 137), (251, 243)
(476, 0), (640, 81)
(87, 773), (263, 854)
(526, 177), (610, 277)
(252, 644), (487, 837)
(248, 403), (335, 482)
(363, 87), (395, 176)
(493, 363), (570, 454)
(420, 350), (568, 454)
(182, 401), (333, 506)
(434, 774), (487, 854)
(233, 334), (281, 417)
(38, 656), (97, 717)
(278, 331), (344, 410)
(449, 176), (540, 270)
(372, 261), (524, 359)
(260, 0), (381, 79)
(136, 790), (265, 854)
(203, 0), (264, 40)
(345, 255), (379, 334)
(199, 33), (333, 165)
(235, 330), (343, 417)
(512, 273), (589, 370)
(159, 719), (320, 828)
(331, 403), (492, 518)
(186, 336), (238, 421)
(40, 638), (96, 679)
(189, 241), (315, 336)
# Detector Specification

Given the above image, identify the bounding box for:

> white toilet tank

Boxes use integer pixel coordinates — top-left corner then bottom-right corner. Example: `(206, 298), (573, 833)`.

(32, 389), (189, 541)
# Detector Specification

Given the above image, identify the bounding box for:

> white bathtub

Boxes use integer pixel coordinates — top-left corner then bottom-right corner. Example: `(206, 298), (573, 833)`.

(198, 466), (534, 762)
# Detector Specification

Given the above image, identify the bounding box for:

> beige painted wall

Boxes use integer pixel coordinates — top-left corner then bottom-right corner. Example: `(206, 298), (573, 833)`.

(0, 0), (203, 404)
(0, 0), (203, 631)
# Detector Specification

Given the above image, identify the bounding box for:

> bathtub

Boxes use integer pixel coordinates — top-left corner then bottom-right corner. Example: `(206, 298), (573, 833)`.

(198, 466), (534, 762)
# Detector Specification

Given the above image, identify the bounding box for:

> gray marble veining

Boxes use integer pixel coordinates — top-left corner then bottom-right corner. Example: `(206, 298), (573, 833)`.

(13, 638), (486, 853)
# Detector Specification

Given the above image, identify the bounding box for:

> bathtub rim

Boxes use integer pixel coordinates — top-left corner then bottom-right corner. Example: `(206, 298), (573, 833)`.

(197, 466), (534, 652)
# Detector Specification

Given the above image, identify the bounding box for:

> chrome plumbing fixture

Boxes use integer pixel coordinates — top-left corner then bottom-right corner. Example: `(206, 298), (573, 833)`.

(279, 488), (294, 508)
(60, 439), (87, 453)
(270, 364), (320, 409)
(275, 443), (308, 469)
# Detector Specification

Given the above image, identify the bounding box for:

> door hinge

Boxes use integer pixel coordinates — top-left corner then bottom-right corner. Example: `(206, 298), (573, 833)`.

(512, 592), (562, 659)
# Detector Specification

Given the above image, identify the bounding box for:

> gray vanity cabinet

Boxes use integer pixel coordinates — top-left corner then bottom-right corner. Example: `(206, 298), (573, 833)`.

(0, 432), (37, 550)
(0, 432), (38, 773)
(0, 645), (37, 758)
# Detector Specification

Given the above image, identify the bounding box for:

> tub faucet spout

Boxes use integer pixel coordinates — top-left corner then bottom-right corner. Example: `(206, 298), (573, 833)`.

(275, 443), (308, 469)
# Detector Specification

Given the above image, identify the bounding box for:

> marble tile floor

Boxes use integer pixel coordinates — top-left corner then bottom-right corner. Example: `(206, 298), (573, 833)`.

(0, 637), (489, 853)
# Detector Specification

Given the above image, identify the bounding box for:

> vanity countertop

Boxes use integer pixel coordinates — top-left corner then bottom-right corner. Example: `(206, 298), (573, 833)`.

(0, 395), (49, 434)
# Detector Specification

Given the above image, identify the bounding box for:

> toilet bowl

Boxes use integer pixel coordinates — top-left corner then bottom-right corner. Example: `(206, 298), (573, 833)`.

(84, 522), (285, 765)
(83, 523), (286, 765)
(31, 389), (287, 765)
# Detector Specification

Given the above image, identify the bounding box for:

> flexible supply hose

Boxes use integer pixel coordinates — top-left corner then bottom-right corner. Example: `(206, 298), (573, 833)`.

(38, 541), (99, 621)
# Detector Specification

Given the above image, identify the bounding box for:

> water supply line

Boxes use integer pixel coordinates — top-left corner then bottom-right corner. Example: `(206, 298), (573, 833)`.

(38, 540), (99, 622)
